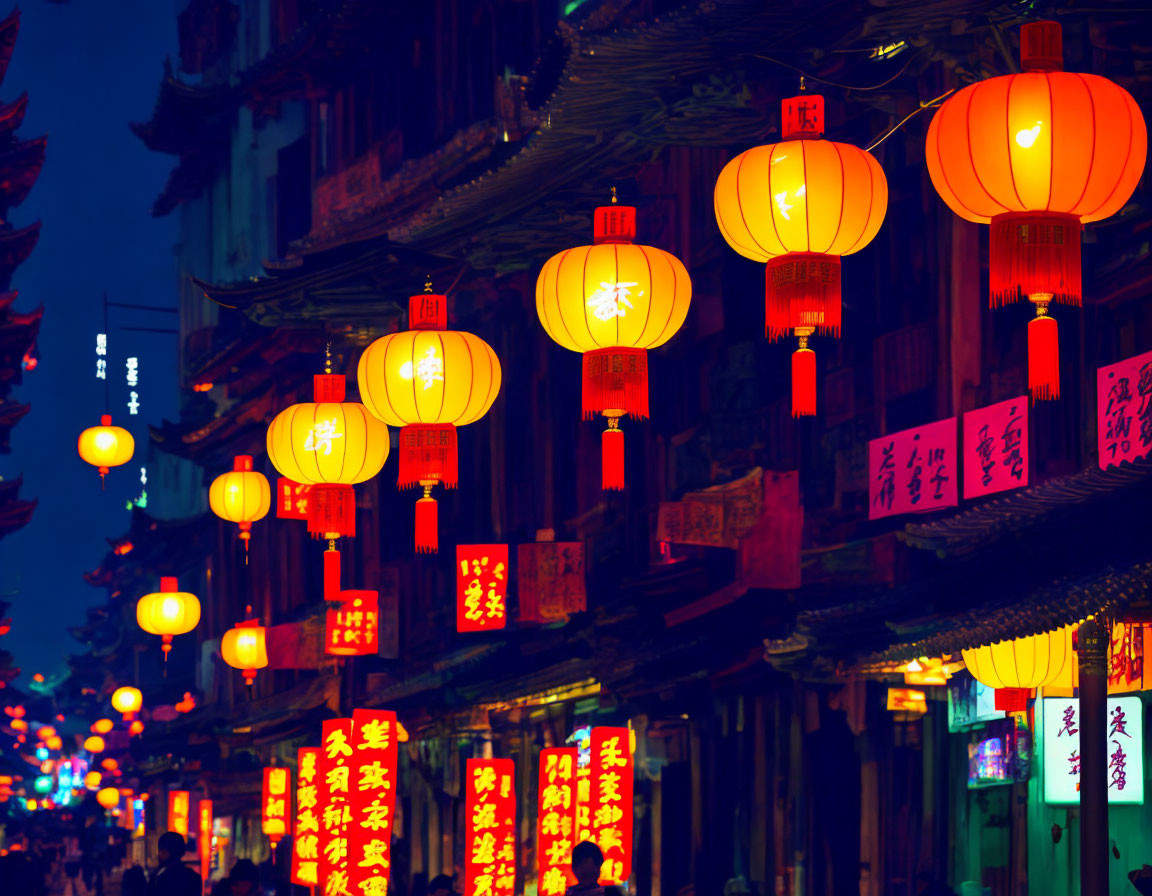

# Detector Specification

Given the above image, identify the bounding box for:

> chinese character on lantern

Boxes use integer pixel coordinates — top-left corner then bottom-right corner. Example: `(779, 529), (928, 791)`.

(537, 748), (578, 896)
(317, 719), (354, 895)
(326, 592), (380, 656)
(588, 728), (633, 885)
(457, 545), (509, 632)
(465, 758), (516, 896)
(292, 748), (321, 887)
(347, 710), (399, 896)
(262, 767), (291, 847)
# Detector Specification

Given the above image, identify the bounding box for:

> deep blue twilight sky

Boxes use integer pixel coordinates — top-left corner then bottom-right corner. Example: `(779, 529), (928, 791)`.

(0, 1), (181, 686)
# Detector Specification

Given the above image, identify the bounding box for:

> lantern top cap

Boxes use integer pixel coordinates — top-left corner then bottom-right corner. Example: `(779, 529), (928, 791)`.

(593, 205), (636, 244)
(312, 373), (345, 403)
(100, 414), (111, 426)
(1020, 20), (1062, 72)
(781, 94), (825, 140)
(233, 455), (253, 472)
(409, 293), (447, 330)
(159, 577), (178, 593)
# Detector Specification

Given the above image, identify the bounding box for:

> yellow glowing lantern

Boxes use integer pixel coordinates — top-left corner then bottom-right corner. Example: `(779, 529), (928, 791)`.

(46, 737), (61, 751)
(96, 787), (120, 810)
(35, 726), (54, 741)
(84, 771), (102, 790)
(100, 758), (118, 772)
(266, 372), (388, 543)
(536, 204), (690, 488)
(77, 415), (135, 484)
(136, 577), (201, 660)
(10, 719), (26, 732)
(128, 720), (144, 736)
(209, 455), (271, 558)
(83, 736), (105, 754)
(111, 686), (142, 721)
(91, 719), (113, 735)
(357, 289), (501, 552)
(961, 624), (1074, 710)
(221, 619), (268, 686)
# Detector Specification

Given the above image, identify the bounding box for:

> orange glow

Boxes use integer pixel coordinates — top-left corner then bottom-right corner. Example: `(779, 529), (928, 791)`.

(128, 720), (144, 736)
(111, 686), (142, 720)
(221, 620), (268, 684)
(45, 736), (62, 751)
(91, 719), (114, 735)
(83, 736), (105, 754)
(84, 772), (102, 790)
(113, 542), (134, 556)
(136, 578), (201, 657)
(96, 787), (120, 810)
(262, 767), (290, 846)
(5, 705), (24, 718)
(100, 758), (118, 772)
(10, 719), (26, 732)
(887, 688), (928, 714)
(192, 382), (213, 392)
(32, 674), (44, 684)
(77, 415), (135, 481)
(36, 727), (55, 741)
(175, 692), (195, 714)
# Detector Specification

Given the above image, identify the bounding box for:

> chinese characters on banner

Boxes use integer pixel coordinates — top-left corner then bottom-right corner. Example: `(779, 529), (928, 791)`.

(292, 748), (321, 887)
(537, 748), (578, 896)
(347, 710), (399, 896)
(465, 758), (516, 896)
(1109, 623), (1150, 693)
(1042, 696), (1144, 805)
(962, 397), (1028, 499)
(199, 799), (213, 883)
(517, 542), (586, 623)
(167, 790), (190, 837)
(318, 719), (354, 895)
(457, 545), (509, 632)
(588, 728), (633, 885)
(276, 478), (312, 520)
(868, 418), (957, 519)
(326, 591), (380, 656)
(262, 767), (290, 846)
(1097, 349), (1152, 469)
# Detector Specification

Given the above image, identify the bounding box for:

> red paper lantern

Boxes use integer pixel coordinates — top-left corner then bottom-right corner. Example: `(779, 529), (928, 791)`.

(926, 21), (1147, 400)
(262, 767), (290, 847)
(465, 758), (516, 896)
(456, 545), (509, 632)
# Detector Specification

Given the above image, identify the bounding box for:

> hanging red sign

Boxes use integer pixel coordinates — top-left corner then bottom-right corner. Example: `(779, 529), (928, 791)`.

(276, 477), (312, 520)
(326, 591), (380, 656)
(1097, 348), (1152, 469)
(291, 747), (321, 887)
(588, 728), (633, 885)
(457, 545), (509, 632)
(517, 542), (586, 623)
(537, 748), (578, 896)
(262, 767), (290, 847)
(465, 758), (516, 896)
(868, 418), (957, 519)
(962, 396), (1028, 499)
(318, 719), (354, 895)
(167, 789), (190, 838)
(347, 709), (399, 896)
(199, 799), (213, 883)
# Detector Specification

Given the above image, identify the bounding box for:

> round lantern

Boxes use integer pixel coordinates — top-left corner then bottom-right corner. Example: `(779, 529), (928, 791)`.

(77, 415), (135, 484)
(110, 686), (142, 722)
(266, 371), (388, 544)
(136, 577), (201, 660)
(961, 624), (1074, 711)
(128, 720), (144, 737)
(209, 455), (271, 559)
(536, 201), (690, 487)
(926, 21), (1147, 401)
(84, 771), (101, 790)
(221, 618), (268, 686)
(358, 289), (501, 552)
(91, 719), (114, 735)
(83, 736), (105, 754)
(715, 94), (887, 416)
(100, 758), (118, 772)
(96, 787), (119, 810)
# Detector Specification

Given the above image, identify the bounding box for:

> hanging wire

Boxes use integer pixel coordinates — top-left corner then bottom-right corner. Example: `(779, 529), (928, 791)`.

(865, 88), (956, 152)
(750, 49), (918, 92)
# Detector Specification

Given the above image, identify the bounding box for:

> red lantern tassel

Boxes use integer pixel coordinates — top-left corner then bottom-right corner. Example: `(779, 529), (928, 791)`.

(415, 489), (438, 554)
(307, 484), (356, 539)
(990, 212), (1081, 307)
(1028, 305), (1060, 402)
(791, 334), (816, 418)
(582, 348), (648, 420)
(765, 253), (841, 342)
(398, 424), (458, 489)
(602, 423), (625, 490)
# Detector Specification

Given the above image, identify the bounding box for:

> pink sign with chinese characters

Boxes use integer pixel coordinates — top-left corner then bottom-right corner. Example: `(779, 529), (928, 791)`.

(962, 396), (1029, 499)
(1097, 349), (1152, 469)
(868, 418), (958, 520)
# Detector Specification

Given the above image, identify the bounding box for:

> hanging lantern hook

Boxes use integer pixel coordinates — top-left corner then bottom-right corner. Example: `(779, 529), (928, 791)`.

(424, 275), (434, 294)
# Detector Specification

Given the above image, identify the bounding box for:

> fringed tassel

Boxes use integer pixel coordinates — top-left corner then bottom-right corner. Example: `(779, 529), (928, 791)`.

(791, 336), (817, 418)
(582, 348), (649, 420)
(307, 484), (356, 539)
(1028, 304), (1060, 402)
(398, 424), (458, 489)
(602, 422), (625, 490)
(323, 548), (341, 601)
(415, 488), (438, 554)
(990, 212), (1081, 307)
(994, 688), (1030, 713)
(765, 253), (841, 342)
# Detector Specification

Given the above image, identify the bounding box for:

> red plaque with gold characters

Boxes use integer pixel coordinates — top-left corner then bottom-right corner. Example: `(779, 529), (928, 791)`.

(537, 748), (578, 896)
(317, 719), (354, 894)
(456, 545), (508, 632)
(291, 748), (321, 887)
(465, 758), (516, 896)
(347, 710), (399, 895)
(167, 789), (190, 838)
(588, 728), (633, 885)
(262, 767), (290, 847)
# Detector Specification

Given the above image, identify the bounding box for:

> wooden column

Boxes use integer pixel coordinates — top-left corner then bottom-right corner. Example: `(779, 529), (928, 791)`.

(1078, 616), (1109, 896)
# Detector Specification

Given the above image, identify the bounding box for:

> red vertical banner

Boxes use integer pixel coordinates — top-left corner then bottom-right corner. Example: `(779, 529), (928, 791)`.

(347, 709), (399, 896)
(537, 748), (578, 896)
(318, 719), (354, 895)
(465, 758), (516, 896)
(962, 396), (1029, 499)
(457, 545), (509, 632)
(1097, 349), (1152, 468)
(575, 761), (592, 845)
(292, 748), (321, 887)
(326, 591), (381, 655)
(167, 790), (190, 837)
(262, 767), (291, 847)
(199, 799), (213, 883)
(868, 418), (958, 519)
(589, 728), (633, 885)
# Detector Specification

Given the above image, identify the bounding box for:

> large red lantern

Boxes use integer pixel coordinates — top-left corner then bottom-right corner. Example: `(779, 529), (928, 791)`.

(536, 198), (691, 487)
(714, 94), (887, 416)
(926, 21), (1147, 401)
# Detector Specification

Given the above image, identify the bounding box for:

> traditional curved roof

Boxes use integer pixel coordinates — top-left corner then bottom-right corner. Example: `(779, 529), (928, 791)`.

(0, 93), (28, 137)
(0, 475), (34, 541)
(0, 221), (40, 281)
(0, 135), (46, 209)
(0, 398), (29, 452)
(0, 10), (20, 91)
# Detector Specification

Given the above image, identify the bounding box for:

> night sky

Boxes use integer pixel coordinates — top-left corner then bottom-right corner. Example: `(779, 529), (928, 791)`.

(0, 1), (180, 687)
